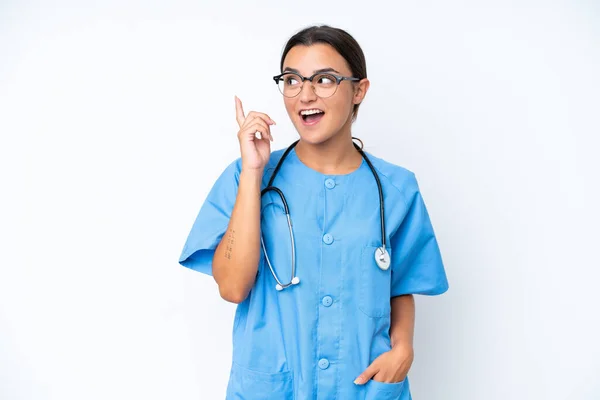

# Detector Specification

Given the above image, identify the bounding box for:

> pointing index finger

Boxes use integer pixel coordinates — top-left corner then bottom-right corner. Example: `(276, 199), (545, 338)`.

(235, 96), (245, 128)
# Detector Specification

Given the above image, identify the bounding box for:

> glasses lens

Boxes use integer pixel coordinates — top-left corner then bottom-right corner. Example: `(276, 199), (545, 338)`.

(277, 73), (302, 97)
(313, 74), (338, 98)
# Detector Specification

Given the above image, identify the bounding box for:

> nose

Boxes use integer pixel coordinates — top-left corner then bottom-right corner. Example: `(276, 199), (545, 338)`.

(299, 79), (317, 103)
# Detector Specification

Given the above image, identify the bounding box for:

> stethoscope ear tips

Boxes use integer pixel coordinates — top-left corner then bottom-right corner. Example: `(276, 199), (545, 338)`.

(275, 277), (300, 291)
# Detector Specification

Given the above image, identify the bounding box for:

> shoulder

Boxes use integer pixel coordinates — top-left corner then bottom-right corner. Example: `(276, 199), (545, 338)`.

(362, 151), (420, 206)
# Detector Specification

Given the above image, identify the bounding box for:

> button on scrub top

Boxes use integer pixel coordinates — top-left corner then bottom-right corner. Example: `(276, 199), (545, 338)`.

(179, 147), (449, 400)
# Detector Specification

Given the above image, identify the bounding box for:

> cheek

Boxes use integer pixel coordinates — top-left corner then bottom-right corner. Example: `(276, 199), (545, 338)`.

(327, 91), (354, 120)
(283, 98), (296, 117)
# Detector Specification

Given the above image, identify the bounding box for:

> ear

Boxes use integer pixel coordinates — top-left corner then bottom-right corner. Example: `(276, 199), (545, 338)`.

(353, 78), (370, 105)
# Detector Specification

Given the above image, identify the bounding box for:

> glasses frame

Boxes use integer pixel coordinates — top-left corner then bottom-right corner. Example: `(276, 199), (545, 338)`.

(272, 71), (361, 98)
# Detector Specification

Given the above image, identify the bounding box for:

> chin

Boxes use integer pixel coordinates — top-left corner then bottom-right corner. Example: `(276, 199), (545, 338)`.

(296, 130), (334, 146)
(293, 119), (337, 145)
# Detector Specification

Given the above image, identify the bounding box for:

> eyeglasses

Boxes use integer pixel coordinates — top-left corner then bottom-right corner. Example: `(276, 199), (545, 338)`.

(272, 72), (360, 98)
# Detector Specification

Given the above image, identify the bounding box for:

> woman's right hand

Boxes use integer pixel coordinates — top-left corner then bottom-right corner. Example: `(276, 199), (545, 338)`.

(235, 96), (275, 172)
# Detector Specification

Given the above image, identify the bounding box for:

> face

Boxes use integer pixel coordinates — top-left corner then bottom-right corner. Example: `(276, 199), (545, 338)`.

(280, 43), (369, 145)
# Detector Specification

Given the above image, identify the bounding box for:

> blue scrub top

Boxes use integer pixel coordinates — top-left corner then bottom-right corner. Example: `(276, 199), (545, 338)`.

(179, 146), (449, 400)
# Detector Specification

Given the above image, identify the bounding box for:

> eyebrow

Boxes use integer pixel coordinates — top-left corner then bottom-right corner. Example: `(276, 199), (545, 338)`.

(282, 67), (341, 74)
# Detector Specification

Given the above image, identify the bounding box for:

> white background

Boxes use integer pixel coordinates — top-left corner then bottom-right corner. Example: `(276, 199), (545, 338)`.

(1, 1), (599, 399)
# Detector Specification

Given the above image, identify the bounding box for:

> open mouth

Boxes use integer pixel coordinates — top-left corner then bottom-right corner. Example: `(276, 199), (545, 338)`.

(300, 109), (325, 125)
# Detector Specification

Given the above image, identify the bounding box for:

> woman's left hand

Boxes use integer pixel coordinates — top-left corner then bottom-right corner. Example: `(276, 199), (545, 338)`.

(353, 342), (414, 385)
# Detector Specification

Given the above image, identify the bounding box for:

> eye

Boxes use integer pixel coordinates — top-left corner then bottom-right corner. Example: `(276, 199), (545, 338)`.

(316, 74), (335, 85)
(284, 74), (300, 85)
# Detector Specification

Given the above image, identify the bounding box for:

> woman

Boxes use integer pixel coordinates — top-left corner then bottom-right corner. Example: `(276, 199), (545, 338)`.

(179, 25), (449, 400)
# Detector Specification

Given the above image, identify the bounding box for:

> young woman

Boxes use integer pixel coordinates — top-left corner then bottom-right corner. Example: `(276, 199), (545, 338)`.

(179, 25), (449, 400)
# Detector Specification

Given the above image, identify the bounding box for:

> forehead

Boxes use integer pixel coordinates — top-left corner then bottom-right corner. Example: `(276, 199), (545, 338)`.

(282, 43), (352, 75)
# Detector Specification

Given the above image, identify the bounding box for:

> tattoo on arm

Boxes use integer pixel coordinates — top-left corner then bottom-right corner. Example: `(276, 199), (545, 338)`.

(224, 229), (235, 260)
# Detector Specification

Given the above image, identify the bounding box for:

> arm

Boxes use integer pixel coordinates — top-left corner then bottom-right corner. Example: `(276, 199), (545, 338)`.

(388, 294), (415, 380)
(211, 97), (276, 304)
(390, 294), (415, 349)
(212, 169), (263, 304)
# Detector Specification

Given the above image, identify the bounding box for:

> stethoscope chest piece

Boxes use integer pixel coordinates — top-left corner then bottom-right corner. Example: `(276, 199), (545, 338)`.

(374, 247), (391, 271)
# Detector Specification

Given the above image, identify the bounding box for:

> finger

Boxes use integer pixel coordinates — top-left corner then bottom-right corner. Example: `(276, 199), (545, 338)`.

(243, 115), (276, 135)
(240, 122), (271, 142)
(256, 131), (273, 142)
(246, 117), (273, 141)
(241, 120), (272, 142)
(354, 363), (379, 385)
(245, 110), (276, 126)
(256, 124), (273, 142)
(235, 96), (246, 128)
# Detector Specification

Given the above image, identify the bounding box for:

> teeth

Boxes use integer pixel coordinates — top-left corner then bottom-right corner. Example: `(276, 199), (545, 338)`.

(300, 109), (324, 116)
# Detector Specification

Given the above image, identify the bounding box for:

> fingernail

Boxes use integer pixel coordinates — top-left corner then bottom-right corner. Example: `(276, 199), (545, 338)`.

(354, 377), (363, 385)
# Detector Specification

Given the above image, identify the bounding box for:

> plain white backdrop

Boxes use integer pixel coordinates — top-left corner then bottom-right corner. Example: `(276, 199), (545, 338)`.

(1, 1), (599, 399)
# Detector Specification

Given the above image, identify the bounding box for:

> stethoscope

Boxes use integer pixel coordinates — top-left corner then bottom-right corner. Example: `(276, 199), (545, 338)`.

(260, 138), (390, 291)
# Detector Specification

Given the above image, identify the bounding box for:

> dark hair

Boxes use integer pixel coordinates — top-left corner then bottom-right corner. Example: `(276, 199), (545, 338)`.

(280, 25), (367, 122)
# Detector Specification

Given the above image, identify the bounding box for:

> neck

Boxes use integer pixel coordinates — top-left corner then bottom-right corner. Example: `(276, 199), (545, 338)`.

(294, 127), (363, 175)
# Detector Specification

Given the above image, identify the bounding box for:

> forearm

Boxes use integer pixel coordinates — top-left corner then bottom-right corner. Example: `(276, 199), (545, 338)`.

(390, 295), (415, 348)
(213, 169), (263, 303)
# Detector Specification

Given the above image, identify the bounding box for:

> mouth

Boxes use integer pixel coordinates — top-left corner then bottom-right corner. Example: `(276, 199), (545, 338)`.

(299, 108), (325, 126)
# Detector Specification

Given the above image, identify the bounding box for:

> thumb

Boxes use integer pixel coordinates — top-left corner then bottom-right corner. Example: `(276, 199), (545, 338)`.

(354, 362), (379, 385)
(235, 95), (245, 128)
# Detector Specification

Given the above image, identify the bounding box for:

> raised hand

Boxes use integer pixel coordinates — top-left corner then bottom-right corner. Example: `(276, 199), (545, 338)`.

(235, 96), (275, 172)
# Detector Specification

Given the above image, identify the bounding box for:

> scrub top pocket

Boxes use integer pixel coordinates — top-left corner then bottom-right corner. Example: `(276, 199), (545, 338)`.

(358, 245), (393, 318)
(363, 378), (407, 400)
(226, 362), (294, 400)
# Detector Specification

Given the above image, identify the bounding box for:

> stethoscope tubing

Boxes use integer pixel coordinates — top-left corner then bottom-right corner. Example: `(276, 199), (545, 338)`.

(260, 139), (387, 290)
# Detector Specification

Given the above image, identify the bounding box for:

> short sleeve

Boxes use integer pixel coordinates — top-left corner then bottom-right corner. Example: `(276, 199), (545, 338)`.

(178, 158), (242, 276)
(390, 177), (449, 297)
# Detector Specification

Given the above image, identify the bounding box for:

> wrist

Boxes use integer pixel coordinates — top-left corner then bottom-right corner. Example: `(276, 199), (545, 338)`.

(390, 340), (414, 358)
(391, 337), (413, 351)
(240, 168), (264, 184)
